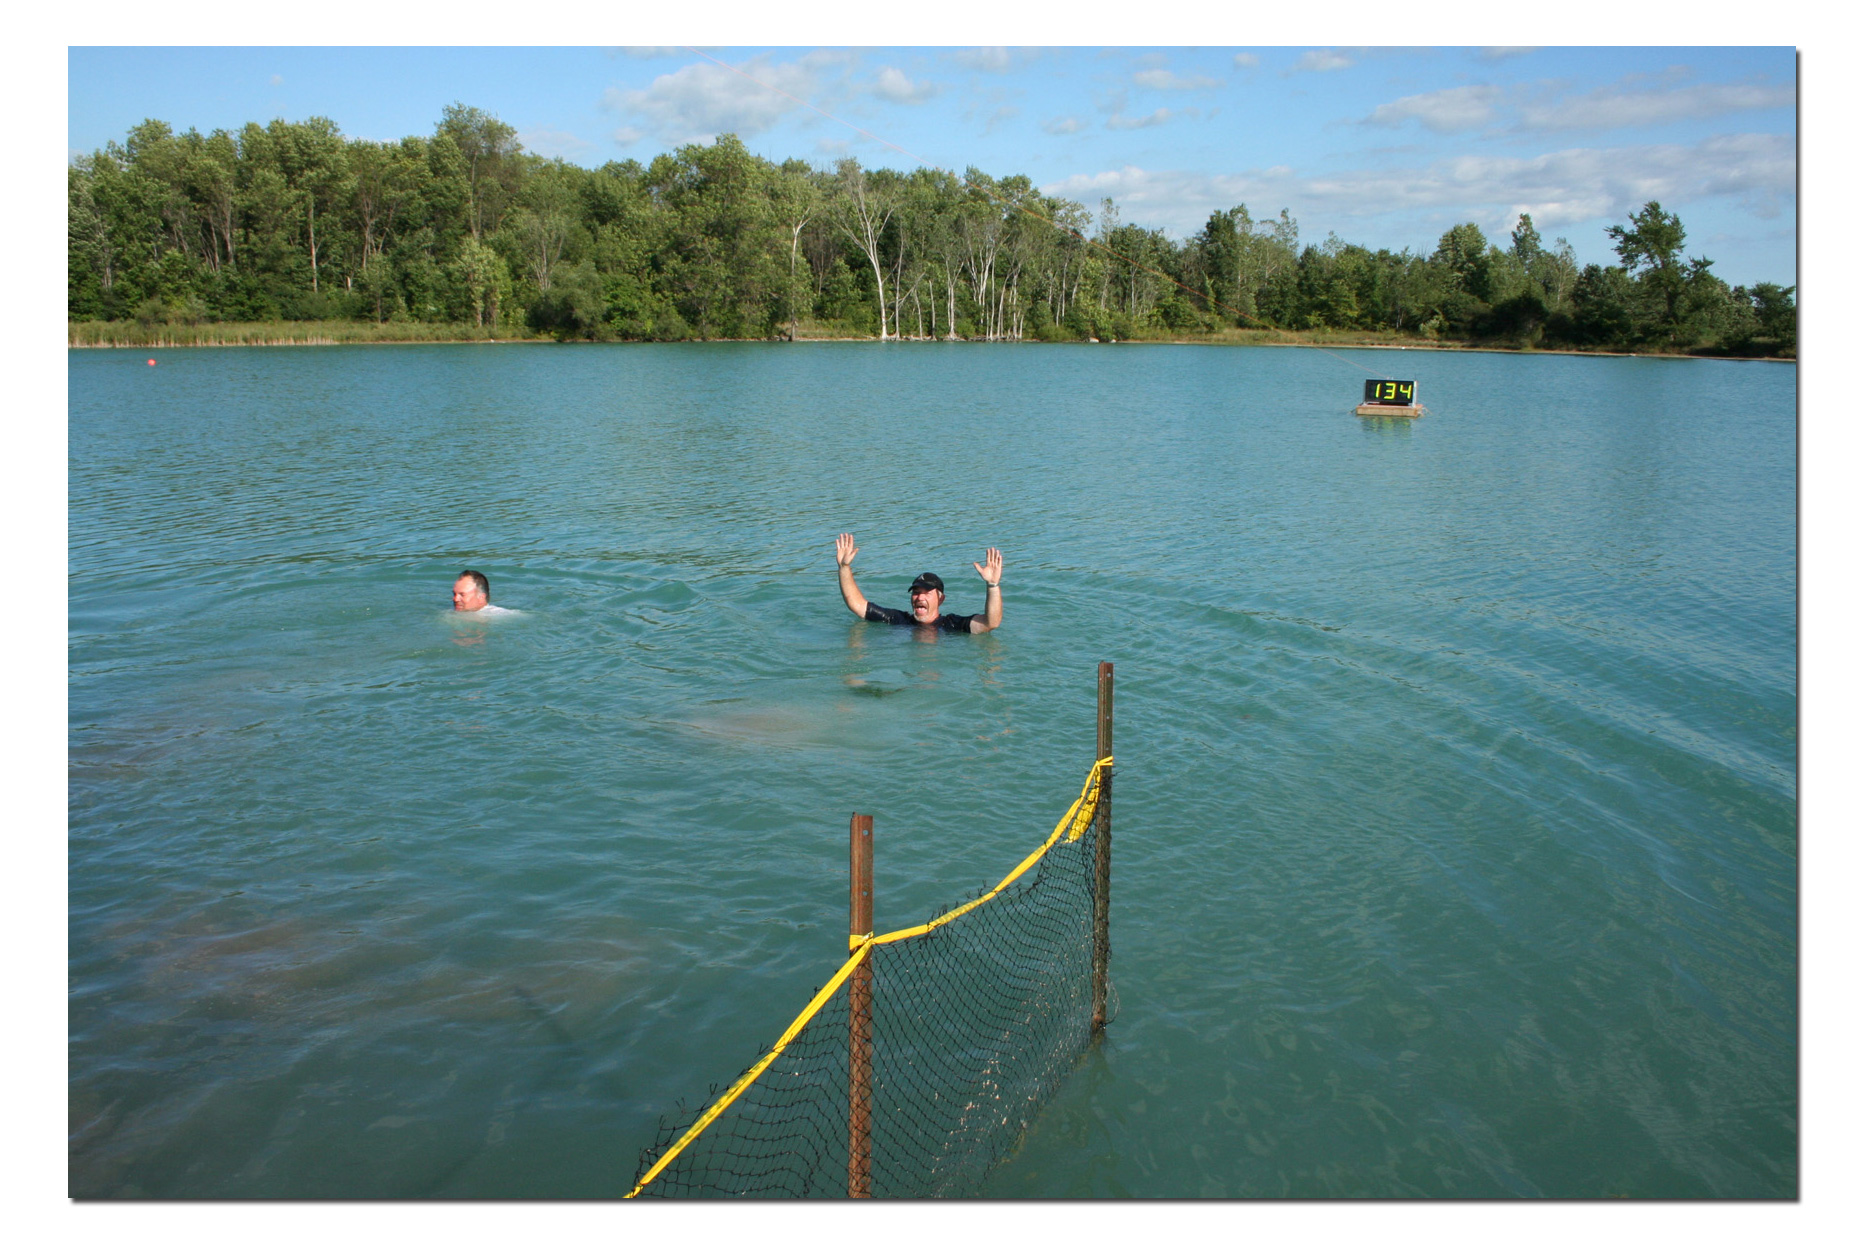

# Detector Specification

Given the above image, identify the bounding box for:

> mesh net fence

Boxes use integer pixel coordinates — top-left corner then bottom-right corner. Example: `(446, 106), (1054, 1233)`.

(630, 760), (1108, 1198)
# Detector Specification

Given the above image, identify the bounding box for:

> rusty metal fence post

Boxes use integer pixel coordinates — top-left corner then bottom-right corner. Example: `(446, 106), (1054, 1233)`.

(847, 813), (874, 1197)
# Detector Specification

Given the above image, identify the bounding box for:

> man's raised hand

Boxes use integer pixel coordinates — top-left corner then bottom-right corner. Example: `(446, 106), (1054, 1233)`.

(834, 533), (869, 617)
(973, 547), (1003, 586)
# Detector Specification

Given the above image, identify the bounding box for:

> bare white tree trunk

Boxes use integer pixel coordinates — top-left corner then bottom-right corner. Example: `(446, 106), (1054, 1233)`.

(787, 215), (811, 340)
(868, 252), (889, 339)
(834, 161), (896, 340)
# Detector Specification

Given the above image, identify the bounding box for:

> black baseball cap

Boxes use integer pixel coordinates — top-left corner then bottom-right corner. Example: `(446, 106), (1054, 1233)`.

(909, 572), (945, 594)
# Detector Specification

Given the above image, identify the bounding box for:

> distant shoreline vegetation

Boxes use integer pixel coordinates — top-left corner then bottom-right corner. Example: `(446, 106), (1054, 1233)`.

(69, 106), (1795, 360)
(62, 323), (1792, 362)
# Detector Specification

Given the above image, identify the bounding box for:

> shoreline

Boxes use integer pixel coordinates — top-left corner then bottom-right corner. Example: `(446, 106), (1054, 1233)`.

(67, 325), (1794, 364)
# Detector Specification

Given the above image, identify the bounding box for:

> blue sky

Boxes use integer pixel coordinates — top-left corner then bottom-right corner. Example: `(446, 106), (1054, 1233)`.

(68, 42), (1797, 286)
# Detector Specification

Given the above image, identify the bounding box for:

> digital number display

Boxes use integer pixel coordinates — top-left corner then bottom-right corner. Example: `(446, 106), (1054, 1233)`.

(1362, 379), (1417, 405)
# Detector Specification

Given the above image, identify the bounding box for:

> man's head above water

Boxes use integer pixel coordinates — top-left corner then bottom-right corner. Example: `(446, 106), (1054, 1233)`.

(906, 571), (946, 624)
(452, 570), (490, 612)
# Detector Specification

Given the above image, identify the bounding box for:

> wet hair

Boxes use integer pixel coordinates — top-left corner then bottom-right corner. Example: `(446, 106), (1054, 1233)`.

(457, 570), (490, 601)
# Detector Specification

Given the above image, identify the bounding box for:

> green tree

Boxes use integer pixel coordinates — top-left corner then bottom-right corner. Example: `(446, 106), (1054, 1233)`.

(268, 117), (349, 294)
(528, 259), (605, 337)
(185, 130), (241, 274)
(1569, 263), (1637, 345)
(1430, 222), (1494, 304)
(1749, 282), (1797, 350)
(68, 162), (117, 318)
(454, 237), (503, 327)
(1607, 200), (1691, 335)
(439, 103), (520, 242)
(771, 160), (821, 339)
(1531, 236), (1579, 313)
(1510, 213), (1541, 268)
(349, 137), (426, 280)
(648, 135), (788, 338)
(506, 160), (582, 294)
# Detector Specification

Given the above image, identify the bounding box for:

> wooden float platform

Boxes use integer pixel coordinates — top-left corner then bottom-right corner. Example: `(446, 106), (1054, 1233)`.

(1354, 403), (1425, 417)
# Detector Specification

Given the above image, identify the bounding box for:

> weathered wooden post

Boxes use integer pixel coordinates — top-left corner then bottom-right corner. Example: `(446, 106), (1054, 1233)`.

(1092, 662), (1114, 1031)
(847, 813), (874, 1197)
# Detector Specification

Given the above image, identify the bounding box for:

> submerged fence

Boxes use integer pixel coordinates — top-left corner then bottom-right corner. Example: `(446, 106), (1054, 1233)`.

(629, 663), (1115, 1198)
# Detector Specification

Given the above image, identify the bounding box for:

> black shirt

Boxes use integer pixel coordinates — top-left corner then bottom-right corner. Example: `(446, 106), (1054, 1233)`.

(865, 602), (980, 633)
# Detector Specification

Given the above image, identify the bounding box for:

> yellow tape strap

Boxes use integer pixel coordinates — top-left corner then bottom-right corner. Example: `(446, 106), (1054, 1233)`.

(872, 756), (1111, 948)
(1066, 755), (1114, 843)
(624, 940), (875, 1198)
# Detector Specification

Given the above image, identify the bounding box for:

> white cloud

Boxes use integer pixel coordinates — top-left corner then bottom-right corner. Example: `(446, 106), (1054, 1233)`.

(1134, 69), (1220, 91)
(1302, 136), (1794, 228)
(1044, 116), (1087, 135)
(516, 127), (595, 160)
(1522, 80), (1796, 131)
(1233, 53), (1259, 71)
(871, 66), (938, 105)
(1040, 133), (1796, 241)
(1478, 47), (1536, 61)
(269, 73), (283, 85)
(1365, 85), (1503, 134)
(1742, 193), (1785, 221)
(983, 105), (1020, 134)
(953, 47), (1012, 73)
(1291, 50), (1354, 74)
(1107, 108), (1178, 131)
(603, 54), (835, 146)
(1040, 165), (1213, 224)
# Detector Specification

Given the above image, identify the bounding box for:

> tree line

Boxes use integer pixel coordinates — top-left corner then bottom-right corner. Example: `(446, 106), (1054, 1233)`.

(67, 105), (1795, 357)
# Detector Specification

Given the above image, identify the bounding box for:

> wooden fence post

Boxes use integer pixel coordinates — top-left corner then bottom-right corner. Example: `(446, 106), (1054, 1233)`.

(1092, 662), (1114, 1031)
(847, 813), (874, 1197)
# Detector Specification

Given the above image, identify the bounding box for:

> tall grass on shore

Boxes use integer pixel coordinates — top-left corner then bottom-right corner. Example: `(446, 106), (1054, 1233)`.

(67, 318), (1784, 359)
(69, 321), (549, 348)
(70, 320), (1428, 350)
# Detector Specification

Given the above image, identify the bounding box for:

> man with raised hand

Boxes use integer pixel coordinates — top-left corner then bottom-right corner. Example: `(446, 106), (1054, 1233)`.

(834, 533), (1003, 633)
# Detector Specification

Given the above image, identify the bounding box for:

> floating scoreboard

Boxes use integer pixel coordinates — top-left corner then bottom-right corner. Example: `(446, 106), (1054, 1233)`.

(1354, 378), (1423, 417)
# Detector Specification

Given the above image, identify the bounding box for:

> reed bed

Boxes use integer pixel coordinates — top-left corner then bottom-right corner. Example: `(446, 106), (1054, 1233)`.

(69, 321), (547, 348)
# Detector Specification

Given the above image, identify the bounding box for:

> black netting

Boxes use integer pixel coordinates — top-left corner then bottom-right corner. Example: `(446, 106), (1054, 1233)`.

(633, 771), (1104, 1198)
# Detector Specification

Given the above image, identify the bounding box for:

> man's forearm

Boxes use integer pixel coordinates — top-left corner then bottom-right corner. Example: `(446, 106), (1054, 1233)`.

(839, 565), (869, 617)
(982, 582), (1002, 629)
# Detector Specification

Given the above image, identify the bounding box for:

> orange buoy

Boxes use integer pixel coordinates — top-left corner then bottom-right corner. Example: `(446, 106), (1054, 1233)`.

(147, 359), (157, 366)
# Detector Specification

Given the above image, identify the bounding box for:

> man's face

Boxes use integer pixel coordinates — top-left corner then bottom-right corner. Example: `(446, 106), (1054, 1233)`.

(453, 576), (487, 612)
(909, 586), (943, 623)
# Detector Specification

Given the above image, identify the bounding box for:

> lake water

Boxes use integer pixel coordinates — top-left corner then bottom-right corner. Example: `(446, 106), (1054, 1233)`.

(68, 342), (1796, 1198)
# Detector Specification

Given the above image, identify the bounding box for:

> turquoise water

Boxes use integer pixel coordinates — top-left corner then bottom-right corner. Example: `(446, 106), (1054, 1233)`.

(68, 342), (1796, 1198)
